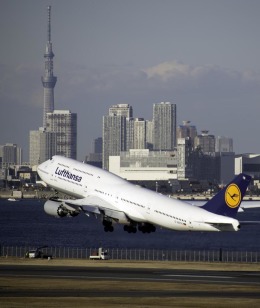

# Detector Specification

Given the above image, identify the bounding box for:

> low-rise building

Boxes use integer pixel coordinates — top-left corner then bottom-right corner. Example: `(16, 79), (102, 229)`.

(109, 149), (178, 181)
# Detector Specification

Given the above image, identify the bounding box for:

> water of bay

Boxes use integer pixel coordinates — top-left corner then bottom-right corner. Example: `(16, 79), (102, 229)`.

(1, 199), (260, 251)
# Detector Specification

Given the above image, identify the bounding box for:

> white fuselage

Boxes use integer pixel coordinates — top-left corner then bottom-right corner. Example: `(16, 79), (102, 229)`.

(37, 156), (240, 232)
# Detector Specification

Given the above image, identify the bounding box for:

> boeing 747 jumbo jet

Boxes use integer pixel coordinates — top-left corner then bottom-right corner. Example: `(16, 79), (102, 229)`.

(37, 155), (252, 233)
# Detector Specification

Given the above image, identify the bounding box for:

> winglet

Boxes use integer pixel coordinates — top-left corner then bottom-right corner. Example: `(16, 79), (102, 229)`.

(202, 173), (251, 218)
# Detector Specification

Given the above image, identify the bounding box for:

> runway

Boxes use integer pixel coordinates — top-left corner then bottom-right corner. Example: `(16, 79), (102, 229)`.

(1, 264), (260, 299)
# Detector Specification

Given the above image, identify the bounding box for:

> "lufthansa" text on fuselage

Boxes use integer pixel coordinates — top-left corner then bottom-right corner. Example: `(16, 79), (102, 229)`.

(55, 167), (82, 182)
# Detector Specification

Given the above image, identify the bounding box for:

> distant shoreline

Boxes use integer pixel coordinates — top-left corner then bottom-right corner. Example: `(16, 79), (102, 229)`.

(1, 190), (260, 201)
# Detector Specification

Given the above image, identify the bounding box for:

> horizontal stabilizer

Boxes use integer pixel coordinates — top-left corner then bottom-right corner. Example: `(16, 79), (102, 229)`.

(239, 221), (260, 225)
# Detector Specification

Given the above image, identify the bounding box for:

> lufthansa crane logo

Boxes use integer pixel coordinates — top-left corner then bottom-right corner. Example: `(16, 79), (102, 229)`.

(225, 184), (241, 208)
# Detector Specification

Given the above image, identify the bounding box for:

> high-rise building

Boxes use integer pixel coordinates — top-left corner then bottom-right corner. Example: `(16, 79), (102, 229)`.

(93, 137), (103, 154)
(153, 102), (177, 150)
(177, 121), (197, 147)
(102, 115), (126, 170)
(126, 118), (135, 150)
(41, 6), (57, 128)
(46, 110), (77, 159)
(102, 104), (132, 170)
(126, 117), (146, 150)
(0, 144), (21, 181)
(177, 138), (193, 180)
(29, 128), (57, 166)
(109, 104), (133, 117)
(215, 136), (233, 153)
(133, 118), (146, 149)
(85, 137), (103, 168)
(194, 130), (215, 154)
(0, 143), (22, 166)
(145, 120), (154, 150)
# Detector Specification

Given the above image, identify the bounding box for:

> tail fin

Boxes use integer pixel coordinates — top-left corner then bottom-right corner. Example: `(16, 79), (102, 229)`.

(202, 173), (251, 218)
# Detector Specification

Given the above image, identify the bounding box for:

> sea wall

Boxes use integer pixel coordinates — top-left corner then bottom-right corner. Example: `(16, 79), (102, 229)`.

(0, 190), (260, 200)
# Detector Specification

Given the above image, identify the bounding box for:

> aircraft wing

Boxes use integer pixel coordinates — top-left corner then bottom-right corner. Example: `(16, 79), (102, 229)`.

(60, 196), (129, 224)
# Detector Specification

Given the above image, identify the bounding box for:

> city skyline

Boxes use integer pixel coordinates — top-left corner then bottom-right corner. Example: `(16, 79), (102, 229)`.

(1, 1), (260, 160)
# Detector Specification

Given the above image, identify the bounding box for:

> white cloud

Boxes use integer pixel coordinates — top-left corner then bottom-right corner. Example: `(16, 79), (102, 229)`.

(143, 61), (192, 80)
(2, 59), (260, 115)
(142, 61), (246, 84)
(2, 59), (260, 158)
(19, 60), (257, 104)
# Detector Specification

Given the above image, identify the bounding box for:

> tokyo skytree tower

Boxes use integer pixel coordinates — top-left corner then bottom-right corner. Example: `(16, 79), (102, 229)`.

(41, 6), (57, 128)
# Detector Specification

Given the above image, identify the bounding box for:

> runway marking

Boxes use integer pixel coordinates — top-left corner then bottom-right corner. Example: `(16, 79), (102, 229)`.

(163, 274), (232, 279)
(0, 274), (184, 281)
(0, 273), (229, 281)
(0, 273), (255, 285)
(2, 273), (260, 287)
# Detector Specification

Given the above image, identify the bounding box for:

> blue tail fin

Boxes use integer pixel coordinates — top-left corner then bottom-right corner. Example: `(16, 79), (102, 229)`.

(202, 173), (251, 218)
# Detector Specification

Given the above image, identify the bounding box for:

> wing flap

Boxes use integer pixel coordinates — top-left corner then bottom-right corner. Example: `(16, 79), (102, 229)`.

(60, 196), (129, 223)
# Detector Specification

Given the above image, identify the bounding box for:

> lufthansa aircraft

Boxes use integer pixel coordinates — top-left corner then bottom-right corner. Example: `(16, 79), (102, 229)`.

(37, 155), (252, 233)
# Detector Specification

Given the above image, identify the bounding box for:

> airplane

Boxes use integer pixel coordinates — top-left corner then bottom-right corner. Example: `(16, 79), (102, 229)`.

(37, 155), (253, 233)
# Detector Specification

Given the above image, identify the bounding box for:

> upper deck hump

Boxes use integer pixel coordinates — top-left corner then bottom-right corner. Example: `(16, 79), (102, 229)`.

(52, 155), (127, 185)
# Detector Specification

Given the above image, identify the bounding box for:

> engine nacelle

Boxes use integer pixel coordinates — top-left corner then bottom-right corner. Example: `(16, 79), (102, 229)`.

(44, 200), (79, 218)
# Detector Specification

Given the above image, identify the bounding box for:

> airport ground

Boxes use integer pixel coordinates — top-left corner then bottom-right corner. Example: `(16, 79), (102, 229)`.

(0, 257), (260, 307)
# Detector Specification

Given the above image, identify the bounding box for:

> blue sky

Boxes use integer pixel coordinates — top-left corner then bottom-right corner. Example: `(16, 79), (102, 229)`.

(1, 0), (260, 160)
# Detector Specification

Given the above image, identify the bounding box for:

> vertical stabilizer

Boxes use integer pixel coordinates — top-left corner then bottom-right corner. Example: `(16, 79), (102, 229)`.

(202, 174), (251, 218)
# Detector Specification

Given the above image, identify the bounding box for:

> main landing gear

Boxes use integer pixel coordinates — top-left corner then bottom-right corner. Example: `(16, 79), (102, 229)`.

(124, 225), (137, 233)
(123, 223), (156, 234)
(102, 219), (156, 233)
(102, 219), (114, 232)
(138, 223), (156, 233)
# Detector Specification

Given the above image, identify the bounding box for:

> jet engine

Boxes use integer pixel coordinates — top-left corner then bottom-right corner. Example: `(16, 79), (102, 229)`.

(44, 200), (79, 218)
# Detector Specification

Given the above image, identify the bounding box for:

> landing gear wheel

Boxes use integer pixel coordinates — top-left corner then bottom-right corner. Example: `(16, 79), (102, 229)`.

(103, 221), (114, 232)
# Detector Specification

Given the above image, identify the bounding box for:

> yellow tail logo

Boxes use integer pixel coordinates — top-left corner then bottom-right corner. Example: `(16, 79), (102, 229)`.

(225, 184), (241, 208)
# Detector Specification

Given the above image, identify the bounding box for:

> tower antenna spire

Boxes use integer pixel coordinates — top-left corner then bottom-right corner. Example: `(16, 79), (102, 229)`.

(47, 5), (51, 42)
(42, 5), (57, 128)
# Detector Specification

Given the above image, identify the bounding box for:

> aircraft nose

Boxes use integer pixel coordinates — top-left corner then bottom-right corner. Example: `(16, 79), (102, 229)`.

(37, 159), (50, 179)
(37, 161), (47, 172)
